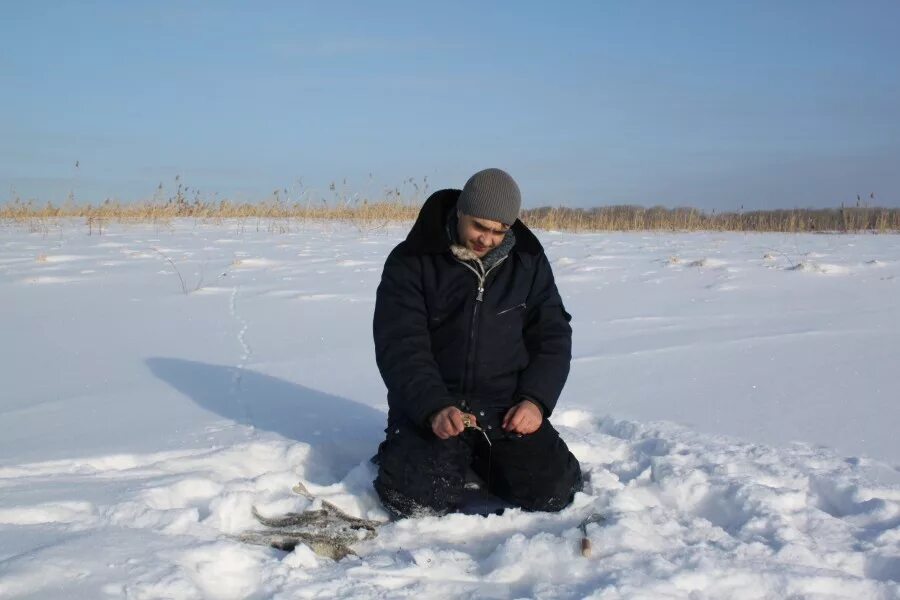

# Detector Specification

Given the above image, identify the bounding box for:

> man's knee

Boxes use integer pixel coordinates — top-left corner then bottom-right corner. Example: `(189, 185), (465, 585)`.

(491, 423), (583, 512)
(374, 476), (453, 519)
(373, 425), (469, 518)
(515, 464), (583, 512)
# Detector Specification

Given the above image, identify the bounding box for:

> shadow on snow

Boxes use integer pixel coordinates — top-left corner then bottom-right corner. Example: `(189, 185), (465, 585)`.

(146, 357), (385, 483)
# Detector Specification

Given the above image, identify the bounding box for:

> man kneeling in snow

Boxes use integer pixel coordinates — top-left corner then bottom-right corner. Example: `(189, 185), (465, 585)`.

(372, 168), (582, 518)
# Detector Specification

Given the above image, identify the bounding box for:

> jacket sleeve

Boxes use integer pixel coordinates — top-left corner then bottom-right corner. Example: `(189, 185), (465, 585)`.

(373, 246), (456, 428)
(515, 253), (572, 417)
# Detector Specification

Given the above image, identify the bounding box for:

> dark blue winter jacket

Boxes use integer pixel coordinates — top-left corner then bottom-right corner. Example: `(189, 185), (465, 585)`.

(373, 189), (572, 431)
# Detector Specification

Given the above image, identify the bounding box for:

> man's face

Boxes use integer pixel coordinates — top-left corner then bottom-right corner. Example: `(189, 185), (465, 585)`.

(456, 211), (511, 258)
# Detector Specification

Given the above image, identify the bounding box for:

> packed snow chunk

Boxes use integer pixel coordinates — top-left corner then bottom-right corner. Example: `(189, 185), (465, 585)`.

(204, 492), (261, 535)
(106, 499), (201, 533)
(38, 254), (93, 263)
(410, 547), (479, 577)
(19, 275), (86, 284)
(232, 257), (278, 268)
(787, 261), (850, 274)
(175, 542), (274, 600)
(687, 257), (728, 268)
(282, 542), (324, 569)
(483, 531), (594, 594)
(553, 409), (594, 429)
(142, 478), (225, 511)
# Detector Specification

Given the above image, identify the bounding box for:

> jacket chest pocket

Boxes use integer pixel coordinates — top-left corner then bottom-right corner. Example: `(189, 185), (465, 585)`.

(496, 302), (526, 317)
(489, 300), (528, 340)
(480, 299), (530, 373)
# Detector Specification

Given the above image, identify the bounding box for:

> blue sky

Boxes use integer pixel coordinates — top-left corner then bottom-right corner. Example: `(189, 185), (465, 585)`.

(2, 1), (898, 209)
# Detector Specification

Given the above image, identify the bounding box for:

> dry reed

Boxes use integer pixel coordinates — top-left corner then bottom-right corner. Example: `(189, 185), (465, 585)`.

(2, 188), (897, 233)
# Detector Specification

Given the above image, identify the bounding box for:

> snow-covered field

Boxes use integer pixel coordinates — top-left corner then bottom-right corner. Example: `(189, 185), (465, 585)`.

(1, 220), (898, 599)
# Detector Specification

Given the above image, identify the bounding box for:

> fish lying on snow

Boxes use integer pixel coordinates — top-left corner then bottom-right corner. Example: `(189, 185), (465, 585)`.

(237, 483), (385, 560)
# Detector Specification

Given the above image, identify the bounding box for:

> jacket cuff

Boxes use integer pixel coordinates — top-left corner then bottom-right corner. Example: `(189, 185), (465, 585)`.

(519, 395), (546, 417)
(411, 394), (457, 430)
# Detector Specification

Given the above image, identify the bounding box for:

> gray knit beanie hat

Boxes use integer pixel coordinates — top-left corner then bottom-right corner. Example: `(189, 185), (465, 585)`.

(457, 168), (521, 226)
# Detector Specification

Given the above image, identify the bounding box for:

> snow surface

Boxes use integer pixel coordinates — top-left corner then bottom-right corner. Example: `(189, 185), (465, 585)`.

(1, 220), (898, 599)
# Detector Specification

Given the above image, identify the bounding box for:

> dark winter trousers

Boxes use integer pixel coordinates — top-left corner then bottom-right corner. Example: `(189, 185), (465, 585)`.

(374, 420), (582, 518)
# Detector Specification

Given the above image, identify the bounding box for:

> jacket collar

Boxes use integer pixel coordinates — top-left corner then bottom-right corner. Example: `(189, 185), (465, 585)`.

(403, 189), (543, 264)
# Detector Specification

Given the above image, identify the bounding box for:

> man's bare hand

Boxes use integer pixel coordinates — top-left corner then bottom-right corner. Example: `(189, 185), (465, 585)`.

(430, 406), (477, 439)
(502, 400), (542, 435)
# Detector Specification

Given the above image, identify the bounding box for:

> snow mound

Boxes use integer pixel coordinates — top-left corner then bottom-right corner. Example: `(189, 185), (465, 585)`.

(787, 261), (850, 275)
(37, 254), (92, 263)
(687, 257), (728, 268)
(232, 257), (278, 268)
(18, 275), (86, 285)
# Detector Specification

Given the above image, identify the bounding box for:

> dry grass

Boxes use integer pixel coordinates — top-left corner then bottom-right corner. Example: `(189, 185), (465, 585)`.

(521, 204), (900, 233)
(2, 187), (898, 234)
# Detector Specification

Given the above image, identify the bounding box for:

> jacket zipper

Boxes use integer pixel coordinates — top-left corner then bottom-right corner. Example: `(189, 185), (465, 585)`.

(455, 256), (509, 394)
